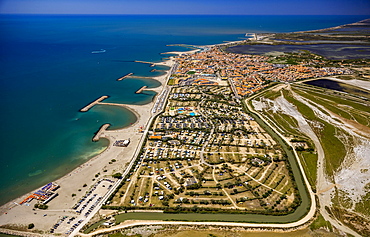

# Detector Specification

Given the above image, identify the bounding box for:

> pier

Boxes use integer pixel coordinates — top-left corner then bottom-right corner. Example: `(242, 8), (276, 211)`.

(93, 123), (110, 141)
(135, 86), (147, 94)
(117, 73), (133, 81)
(129, 76), (153, 79)
(80, 96), (109, 112)
(134, 60), (155, 67)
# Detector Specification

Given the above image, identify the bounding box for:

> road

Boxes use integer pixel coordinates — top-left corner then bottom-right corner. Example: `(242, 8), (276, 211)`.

(70, 59), (176, 237)
(79, 218), (313, 237)
(244, 91), (317, 228)
(77, 84), (319, 237)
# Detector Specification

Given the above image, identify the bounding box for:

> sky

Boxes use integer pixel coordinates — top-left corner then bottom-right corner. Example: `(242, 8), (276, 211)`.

(0, 0), (369, 15)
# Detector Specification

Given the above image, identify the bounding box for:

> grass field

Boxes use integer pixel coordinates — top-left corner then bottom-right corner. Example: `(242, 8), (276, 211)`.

(281, 90), (317, 121)
(263, 111), (302, 137)
(299, 152), (318, 190)
(281, 88), (348, 178)
(292, 85), (370, 128)
(317, 121), (347, 178)
(310, 214), (332, 231)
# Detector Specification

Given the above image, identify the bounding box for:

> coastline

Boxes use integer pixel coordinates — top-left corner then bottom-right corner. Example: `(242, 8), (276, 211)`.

(295, 18), (370, 33)
(0, 54), (182, 231)
(1, 17), (367, 235)
(1, 15), (368, 237)
(0, 41), (316, 235)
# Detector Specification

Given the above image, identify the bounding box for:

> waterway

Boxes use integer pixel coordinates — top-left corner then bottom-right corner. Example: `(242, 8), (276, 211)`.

(109, 100), (311, 224)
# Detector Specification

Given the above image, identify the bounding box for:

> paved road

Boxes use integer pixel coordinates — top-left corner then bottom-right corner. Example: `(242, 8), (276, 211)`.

(77, 84), (319, 237)
(71, 60), (176, 237)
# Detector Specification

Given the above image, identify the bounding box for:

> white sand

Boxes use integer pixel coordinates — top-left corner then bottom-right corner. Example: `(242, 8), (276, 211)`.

(161, 49), (201, 56)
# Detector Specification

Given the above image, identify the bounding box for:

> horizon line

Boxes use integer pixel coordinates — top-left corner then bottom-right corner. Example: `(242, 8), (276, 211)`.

(1, 13), (370, 16)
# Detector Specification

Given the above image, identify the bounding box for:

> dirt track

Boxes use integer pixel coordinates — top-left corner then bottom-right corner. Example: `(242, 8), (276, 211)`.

(285, 86), (362, 237)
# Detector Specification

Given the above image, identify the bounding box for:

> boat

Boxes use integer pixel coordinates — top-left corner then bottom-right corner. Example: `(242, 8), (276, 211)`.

(91, 49), (106, 54)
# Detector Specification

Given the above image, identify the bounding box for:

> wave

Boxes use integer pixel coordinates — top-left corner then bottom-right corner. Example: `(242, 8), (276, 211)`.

(91, 49), (106, 54)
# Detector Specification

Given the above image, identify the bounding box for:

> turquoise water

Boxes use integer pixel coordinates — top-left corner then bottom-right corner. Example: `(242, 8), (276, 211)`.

(0, 15), (368, 205)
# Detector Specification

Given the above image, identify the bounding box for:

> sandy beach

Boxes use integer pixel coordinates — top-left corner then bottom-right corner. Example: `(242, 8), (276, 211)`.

(0, 55), (183, 235)
(161, 48), (202, 56)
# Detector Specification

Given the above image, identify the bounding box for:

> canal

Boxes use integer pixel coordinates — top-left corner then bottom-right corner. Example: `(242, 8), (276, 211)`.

(110, 98), (311, 224)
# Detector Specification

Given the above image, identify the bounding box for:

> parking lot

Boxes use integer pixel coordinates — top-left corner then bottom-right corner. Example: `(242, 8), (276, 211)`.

(50, 179), (114, 235)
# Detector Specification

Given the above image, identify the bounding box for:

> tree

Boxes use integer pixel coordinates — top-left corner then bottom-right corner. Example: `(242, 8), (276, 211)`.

(216, 183), (222, 189)
(112, 172), (122, 179)
(28, 223), (34, 229)
(34, 203), (48, 210)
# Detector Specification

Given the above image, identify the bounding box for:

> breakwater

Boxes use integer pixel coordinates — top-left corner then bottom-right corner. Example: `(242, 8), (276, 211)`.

(93, 123), (110, 141)
(135, 86), (147, 94)
(129, 76), (153, 79)
(117, 73), (133, 81)
(80, 96), (109, 112)
(134, 60), (155, 67)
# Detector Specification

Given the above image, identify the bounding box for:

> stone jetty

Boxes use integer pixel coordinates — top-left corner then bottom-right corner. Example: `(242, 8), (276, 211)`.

(92, 123), (110, 141)
(80, 96), (109, 112)
(134, 60), (155, 67)
(135, 86), (147, 94)
(117, 73), (133, 81)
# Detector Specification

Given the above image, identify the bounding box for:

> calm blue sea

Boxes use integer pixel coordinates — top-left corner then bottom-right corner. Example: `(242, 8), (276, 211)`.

(0, 15), (367, 205)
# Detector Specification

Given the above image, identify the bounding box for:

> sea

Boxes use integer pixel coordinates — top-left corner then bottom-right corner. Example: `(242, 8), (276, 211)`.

(0, 15), (368, 205)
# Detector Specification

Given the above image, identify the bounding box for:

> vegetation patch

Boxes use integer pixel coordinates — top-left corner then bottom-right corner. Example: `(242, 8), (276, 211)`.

(298, 151), (318, 190)
(330, 206), (370, 236)
(310, 214), (332, 231)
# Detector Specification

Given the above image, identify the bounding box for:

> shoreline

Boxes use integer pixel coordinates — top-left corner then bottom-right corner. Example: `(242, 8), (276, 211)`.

(0, 51), (194, 233)
(0, 18), (368, 236)
(0, 54), (180, 209)
(1, 15), (368, 237)
(294, 18), (370, 33)
(2, 17), (367, 234)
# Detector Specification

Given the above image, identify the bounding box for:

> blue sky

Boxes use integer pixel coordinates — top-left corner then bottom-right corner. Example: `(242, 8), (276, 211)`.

(0, 0), (369, 15)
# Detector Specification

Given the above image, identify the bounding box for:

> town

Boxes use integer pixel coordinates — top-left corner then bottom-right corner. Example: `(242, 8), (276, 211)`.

(24, 44), (357, 235)
(170, 46), (351, 96)
(106, 45), (354, 214)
